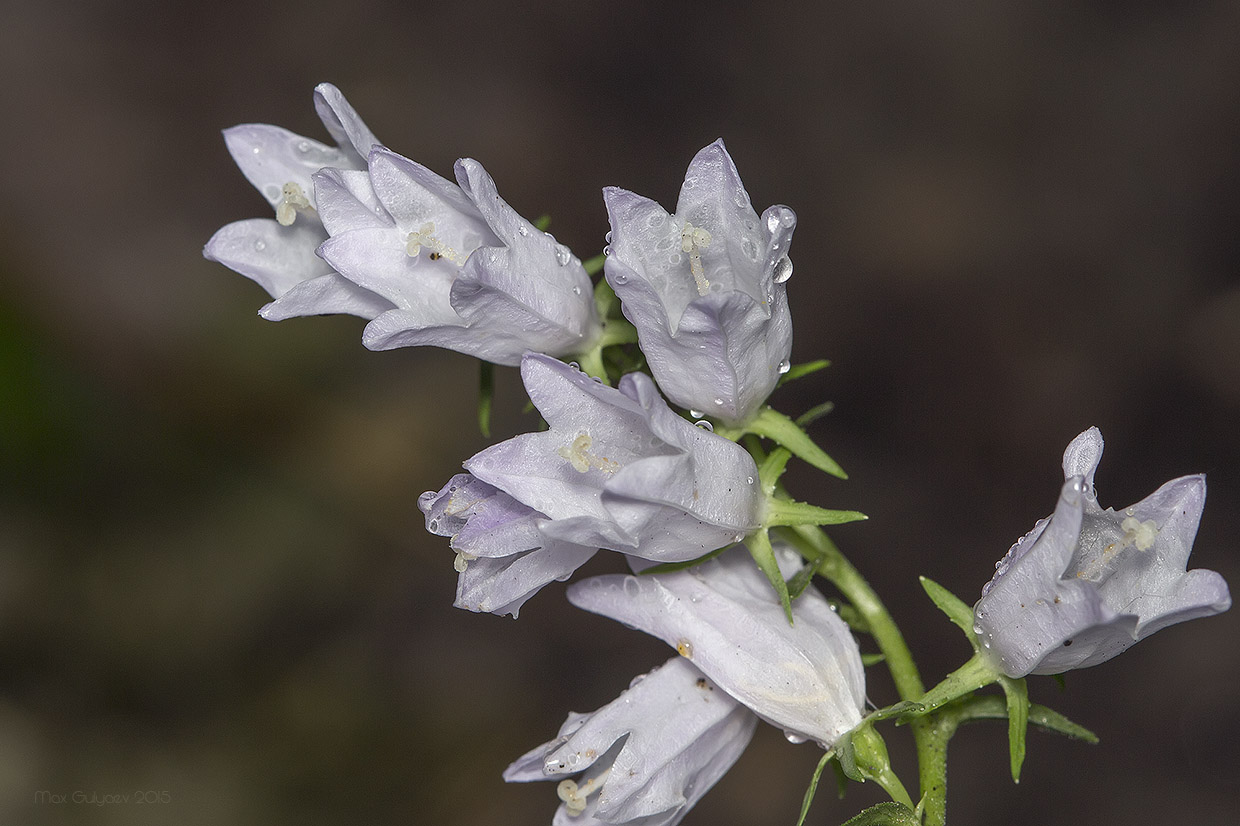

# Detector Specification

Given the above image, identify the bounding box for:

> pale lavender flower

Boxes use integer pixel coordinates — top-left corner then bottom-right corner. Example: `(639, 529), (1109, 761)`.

(317, 149), (600, 364)
(463, 354), (762, 562)
(973, 427), (1231, 678)
(418, 473), (596, 618)
(504, 656), (757, 826)
(567, 544), (866, 747)
(204, 83), (394, 321)
(603, 139), (795, 427)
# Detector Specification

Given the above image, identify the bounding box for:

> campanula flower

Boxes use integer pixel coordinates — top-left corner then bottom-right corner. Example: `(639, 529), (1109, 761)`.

(973, 427), (1231, 678)
(419, 473), (596, 618)
(504, 656), (757, 826)
(462, 354), (763, 562)
(567, 544), (866, 747)
(603, 140), (795, 427)
(317, 149), (600, 364)
(204, 83), (395, 321)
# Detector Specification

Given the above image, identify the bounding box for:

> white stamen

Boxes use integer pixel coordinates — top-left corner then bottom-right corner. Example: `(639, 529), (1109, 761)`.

(556, 767), (612, 816)
(556, 432), (619, 474)
(275, 182), (315, 226)
(1076, 516), (1160, 579)
(453, 550), (476, 572)
(406, 221), (464, 264)
(680, 222), (712, 295)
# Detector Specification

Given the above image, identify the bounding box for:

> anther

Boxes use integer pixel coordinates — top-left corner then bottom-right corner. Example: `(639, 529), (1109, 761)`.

(276, 182), (315, 226)
(556, 432), (619, 474)
(680, 222), (712, 295)
(406, 222), (464, 264)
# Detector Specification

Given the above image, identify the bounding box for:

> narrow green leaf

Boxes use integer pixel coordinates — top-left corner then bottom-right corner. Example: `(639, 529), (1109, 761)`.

(533, 214), (552, 231)
(765, 498), (867, 528)
(795, 401), (835, 428)
(796, 749), (836, 826)
(839, 802), (920, 826)
(1028, 703), (1098, 743)
(757, 447), (792, 494)
(900, 653), (997, 719)
(778, 358), (831, 387)
(477, 361), (494, 438)
(747, 407), (847, 479)
(786, 559), (818, 600)
(998, 676), (1030, 783)
(744, 529), (793, 623)
(918, 576), (976, 641)
(861, 653), (886, 667)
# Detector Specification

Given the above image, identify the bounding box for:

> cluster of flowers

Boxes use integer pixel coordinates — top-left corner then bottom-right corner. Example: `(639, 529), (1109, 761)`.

(208, 85), (1229, 825)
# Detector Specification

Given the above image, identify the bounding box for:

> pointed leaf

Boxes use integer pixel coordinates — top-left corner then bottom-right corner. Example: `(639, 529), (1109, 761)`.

(839, 802), (920, 826)
(919, 576), (977, 642)
(998, 675), (1030, 783)
(795, 400), (835, 428)
(796, 749), (837, 826)
(743, 528), (793, 623)
(766, 499), (867, 529)
(747, 406), (847, 478)
(778, 359), (832, 386)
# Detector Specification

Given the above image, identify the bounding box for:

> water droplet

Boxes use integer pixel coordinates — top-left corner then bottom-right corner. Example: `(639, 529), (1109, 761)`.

(777, 359), (791, 374)
(603, 245), (612, 256)
(740, 237), (758, 261)
(734, 188), (750, 209)
(297, 140), (310, 153)
(517, 225), (529, 237)
(572, 285), (582, 295)
(732, 533), (744, 543)
(669, 252), (682, 264)
(773, 256), (793, 283)
(251, 145), (261, 154)
(622, 577), (642, 598)
(765, 206), (796, 234)
(784, 731), (808, 745)
(688, 409), (704, 419)
(712, 398), (723, 406)
(253, 239), (266, 252)
(568, 362), (580, 370)
(746, 476), (754, 485)
(428, 519), (439, 532)
(604, 230), (613, 244)
(694, 420), (714, 432)
(554, 243), (572, 266)
(647, 213), (666, 230)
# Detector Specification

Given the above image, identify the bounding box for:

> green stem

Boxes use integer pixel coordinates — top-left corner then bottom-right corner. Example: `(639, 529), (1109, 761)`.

(577, 347), (609, 385)
(786, 527), (944, 824)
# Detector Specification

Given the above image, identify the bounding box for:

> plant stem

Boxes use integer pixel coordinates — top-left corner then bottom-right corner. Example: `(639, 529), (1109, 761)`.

(787, 527), (947, 824)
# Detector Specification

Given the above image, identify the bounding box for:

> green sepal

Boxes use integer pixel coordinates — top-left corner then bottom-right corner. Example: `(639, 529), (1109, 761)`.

(839, 802), (920, 826)
(737, 406), (847, 479)
(743, 528), (793, 623)
(765, 498), (867, 529)
(828, 599), (870, 633)
(778, 358), (831, 387)
(795, 401), (835, 428)
(786, 557), (818, 601)
(796, 749), (837, 826)
(638, 544), (729, 575)
(861, 653), (887, 667)
(834, 721), (915, 810)
(950, 694), (1098, 744)
(919, 576), (976, 642)
(593, 273), (617, 317)
(477, 361), (494, 438)
(998, 674), (1029, 783)
(757, 447), (792, 493)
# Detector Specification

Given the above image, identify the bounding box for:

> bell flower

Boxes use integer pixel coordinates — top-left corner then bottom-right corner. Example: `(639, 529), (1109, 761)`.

(204, 83), (395, 321)
(317, 148), (601, 364)
(504, 656), (757, 826)
(566, 544), (866, 747)
(418, 473), (596, 618)
(603, 139), (795, 427)
(973, 427), (1231, 678)
(463, 354), (762, 562)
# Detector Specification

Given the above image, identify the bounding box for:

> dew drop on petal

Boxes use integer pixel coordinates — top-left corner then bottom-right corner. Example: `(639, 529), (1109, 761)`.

(712, 398), (724, 406)
(568, 362), (580, 370)
(517, 225), (529, 237)
(773, 256), (793, 283)
(694, 420), (713, 432)
(777, 359), (791, 374)
(572, 285), (582, 295)
(554, 244), (572, 266)
(688, 409), (704, 419)
(253, 239), (266, 252)
(746, 476), (754, 485)
(297, 140), (310, 153)
(603, 245), (612, 256)
(784, 731), (808, 745)
(604, 230), (613, 244)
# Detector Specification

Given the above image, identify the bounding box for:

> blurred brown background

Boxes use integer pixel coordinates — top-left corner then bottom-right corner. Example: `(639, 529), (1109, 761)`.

(0, 1), (1237, 824)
